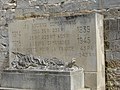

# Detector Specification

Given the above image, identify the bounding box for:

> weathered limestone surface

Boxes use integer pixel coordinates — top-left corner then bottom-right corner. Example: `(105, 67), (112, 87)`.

(9, 13), (105, 90)
(1, 69), (84, 90)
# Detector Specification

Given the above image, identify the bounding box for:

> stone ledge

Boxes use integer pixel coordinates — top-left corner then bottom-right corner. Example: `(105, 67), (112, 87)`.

(79, 88), (91, 90)
(0, 87), (90, 90)
(0, 87), (30, 90)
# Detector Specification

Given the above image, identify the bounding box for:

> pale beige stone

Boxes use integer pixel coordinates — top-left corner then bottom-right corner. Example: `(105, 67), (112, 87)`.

(8, 13), (105, 90)
(85, 72), (105, 90)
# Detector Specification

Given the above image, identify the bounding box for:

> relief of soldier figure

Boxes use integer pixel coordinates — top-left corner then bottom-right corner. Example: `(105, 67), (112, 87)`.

(11, 52), (81, 71)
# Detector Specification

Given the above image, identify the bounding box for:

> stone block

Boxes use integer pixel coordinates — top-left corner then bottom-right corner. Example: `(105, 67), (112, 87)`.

(105, 50), (120, 60)
(104, 0), (120, 8)
(15, 9), (24, 18)
(84, 72), (105, 90)
(109, 40), (120, 51)
(1, 69), (84, 90)
(84, 72), (97, 89)
(0, 51), (8, 60)
(0, 59), (9, 70)
(17, 0), (30, 9)
(0, 17), (6, 26)
(109, 19), (118, 31)
(104, 30), (120, 41)
(104, 19), (118, 31)
(0, 10), (6, 18)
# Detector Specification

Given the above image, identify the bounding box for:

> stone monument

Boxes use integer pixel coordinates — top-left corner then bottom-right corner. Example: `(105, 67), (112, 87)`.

(7, 12), (105, 90)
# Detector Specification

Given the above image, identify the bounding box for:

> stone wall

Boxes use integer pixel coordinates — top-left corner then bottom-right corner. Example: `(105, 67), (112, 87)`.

(0, 0), (16, 84)
(104, 18), (120, 90)
(0, 8), (9, 69)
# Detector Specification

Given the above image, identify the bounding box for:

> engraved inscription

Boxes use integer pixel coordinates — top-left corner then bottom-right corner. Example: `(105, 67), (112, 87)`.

(9, 16), (96, 62)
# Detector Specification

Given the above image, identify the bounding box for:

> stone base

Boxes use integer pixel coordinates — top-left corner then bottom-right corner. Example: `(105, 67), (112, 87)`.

(0, 87), (90, 90)
(1, 69), (84, 90)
